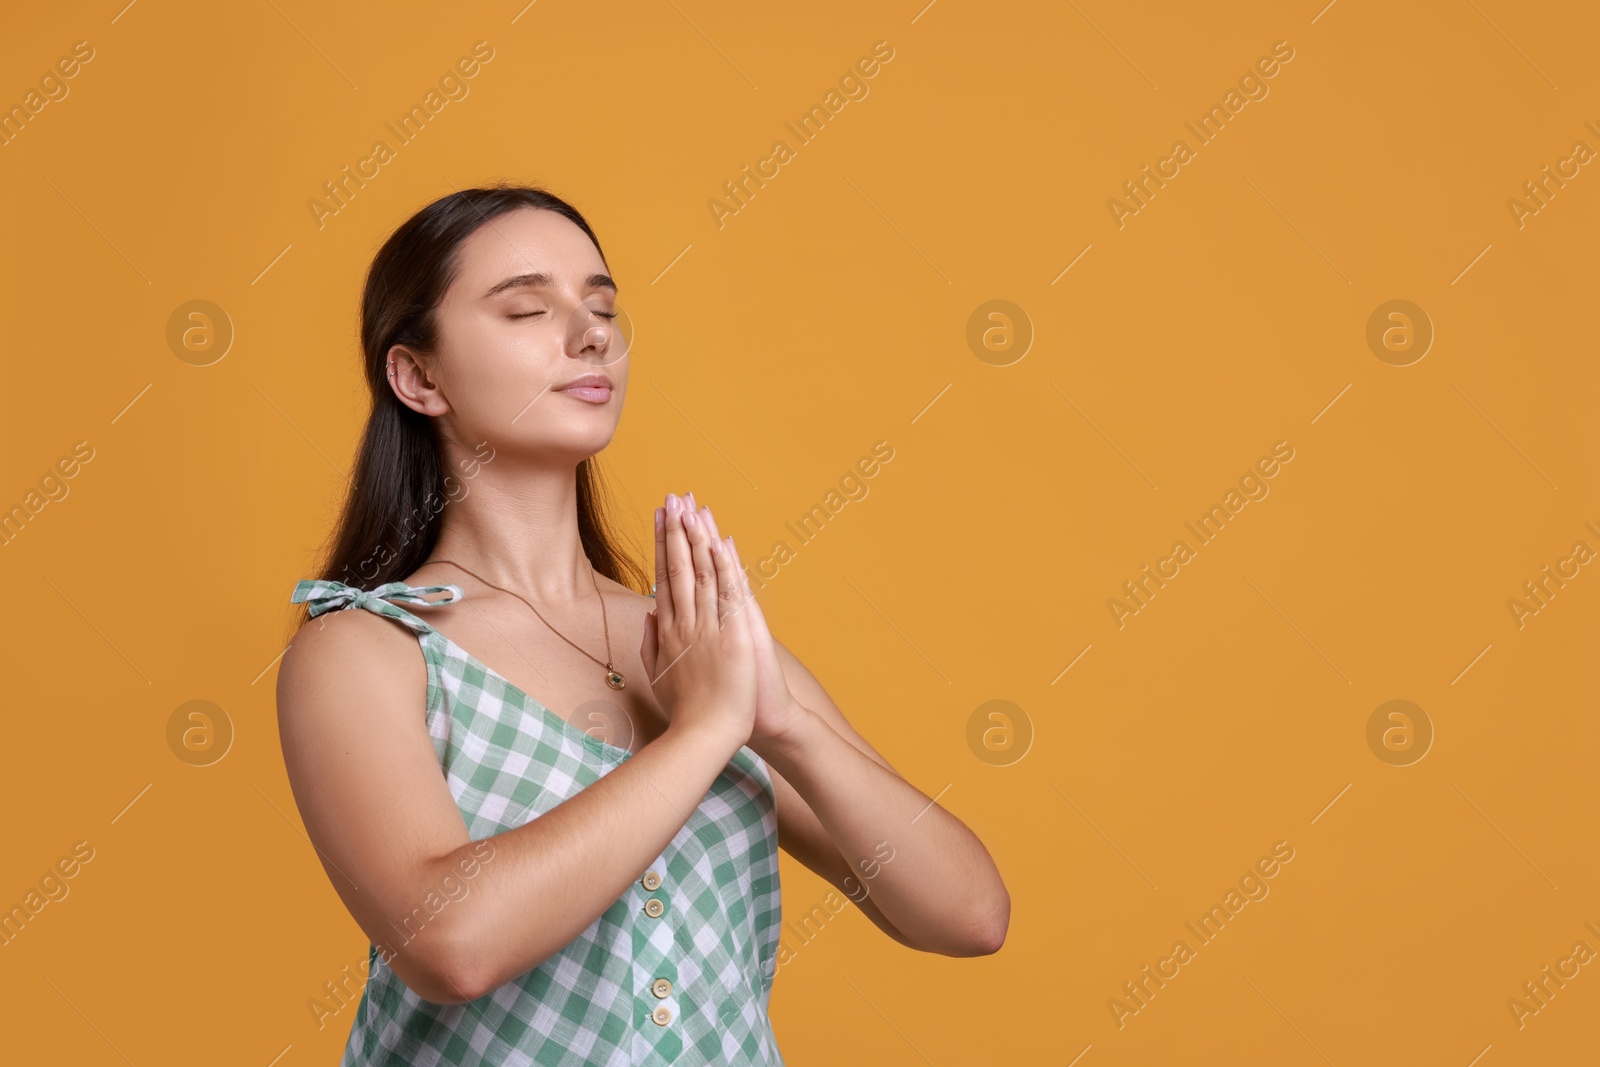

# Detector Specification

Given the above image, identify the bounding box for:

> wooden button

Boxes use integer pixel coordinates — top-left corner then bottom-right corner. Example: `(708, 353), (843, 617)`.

(652, 978), (672, 998)
(642, 870), (662, 890)
(644, 898), (665, 918)
(651, 1005), (672, 1026)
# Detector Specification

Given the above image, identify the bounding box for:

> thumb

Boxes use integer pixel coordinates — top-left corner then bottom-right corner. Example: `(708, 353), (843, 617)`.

(640, 610), (658, 675)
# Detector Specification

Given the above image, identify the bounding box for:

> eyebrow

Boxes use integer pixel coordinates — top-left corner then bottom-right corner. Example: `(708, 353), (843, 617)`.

(483, 271), (618, 299)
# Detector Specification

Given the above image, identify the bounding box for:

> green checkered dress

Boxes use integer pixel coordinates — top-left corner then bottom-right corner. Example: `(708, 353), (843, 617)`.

(289, 578), (785, 1066)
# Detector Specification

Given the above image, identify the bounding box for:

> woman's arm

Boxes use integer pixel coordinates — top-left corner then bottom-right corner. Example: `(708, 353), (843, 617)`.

(754, 638), (1010, 957)
(277, 613), (751, 1004)
(276, 493), (758, 1005)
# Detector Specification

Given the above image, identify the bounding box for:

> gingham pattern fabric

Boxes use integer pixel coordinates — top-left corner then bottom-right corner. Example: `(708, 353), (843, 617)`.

(289, 578), (784, 1066)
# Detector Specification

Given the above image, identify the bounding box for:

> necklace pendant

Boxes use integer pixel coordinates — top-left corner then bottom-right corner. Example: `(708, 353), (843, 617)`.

(605, 666), (625, 690)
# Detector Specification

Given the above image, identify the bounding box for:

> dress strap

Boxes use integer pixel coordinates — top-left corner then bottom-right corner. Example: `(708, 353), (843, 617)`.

(290, 578), (464, 637)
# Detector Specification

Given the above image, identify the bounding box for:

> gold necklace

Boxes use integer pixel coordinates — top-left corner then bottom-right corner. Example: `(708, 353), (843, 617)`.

(423, 558), (626, 690)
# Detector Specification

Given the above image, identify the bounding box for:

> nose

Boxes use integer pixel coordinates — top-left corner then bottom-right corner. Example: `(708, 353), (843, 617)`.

(571, 309), (626, 368)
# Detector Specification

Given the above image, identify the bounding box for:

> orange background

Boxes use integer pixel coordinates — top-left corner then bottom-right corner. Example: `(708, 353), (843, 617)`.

(3, 1), (1598, 1063)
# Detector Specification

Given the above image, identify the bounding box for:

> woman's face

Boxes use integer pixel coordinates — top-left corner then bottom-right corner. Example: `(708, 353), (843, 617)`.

(408, 206), (627, 463)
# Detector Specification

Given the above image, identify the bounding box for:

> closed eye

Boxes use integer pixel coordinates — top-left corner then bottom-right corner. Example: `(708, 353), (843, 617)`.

(510, 310), (617, 320)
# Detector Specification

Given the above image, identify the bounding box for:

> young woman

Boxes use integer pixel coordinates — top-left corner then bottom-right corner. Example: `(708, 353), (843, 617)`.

(276, 183), (1009, 1065)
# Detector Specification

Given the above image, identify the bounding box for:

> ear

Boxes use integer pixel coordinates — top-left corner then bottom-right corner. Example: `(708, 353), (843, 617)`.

(386, 344), (449, 416)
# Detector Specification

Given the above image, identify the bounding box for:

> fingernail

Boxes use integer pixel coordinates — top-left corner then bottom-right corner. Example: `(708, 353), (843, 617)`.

(686, 491), (696, 509)
(666, 494), (680, 515)
(655, 507), (664, 533)
(683, 506), (696, 526)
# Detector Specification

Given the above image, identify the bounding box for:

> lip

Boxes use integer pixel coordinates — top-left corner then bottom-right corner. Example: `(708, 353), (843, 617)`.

(554, 373), (613, 403)
(555, 373), (613, 390)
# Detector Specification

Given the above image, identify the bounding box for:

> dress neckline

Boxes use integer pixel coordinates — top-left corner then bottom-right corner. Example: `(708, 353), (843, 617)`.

(298, 576), (651, 763)
(434, 630), (642, 763)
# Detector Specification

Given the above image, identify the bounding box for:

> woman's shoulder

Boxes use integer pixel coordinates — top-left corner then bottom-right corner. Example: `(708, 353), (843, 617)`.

(280, 583), (429, 707)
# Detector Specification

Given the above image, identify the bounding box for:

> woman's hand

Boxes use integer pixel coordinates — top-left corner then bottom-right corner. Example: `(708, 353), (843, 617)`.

(696, 502), (806, 748)
(640, 493), (758, 750)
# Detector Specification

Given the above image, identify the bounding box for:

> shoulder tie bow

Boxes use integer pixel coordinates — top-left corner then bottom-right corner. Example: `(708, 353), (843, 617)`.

(290, 578), (464, 618)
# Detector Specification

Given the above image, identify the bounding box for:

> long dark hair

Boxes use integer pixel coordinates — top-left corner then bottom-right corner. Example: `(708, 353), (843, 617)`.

(287, 183), (650, 639)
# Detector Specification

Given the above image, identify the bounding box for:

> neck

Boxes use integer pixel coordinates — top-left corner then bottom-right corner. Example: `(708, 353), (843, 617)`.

(423, 456), (594, 604)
